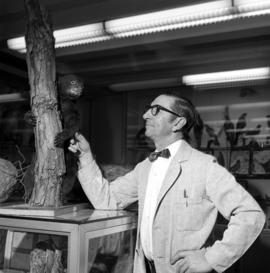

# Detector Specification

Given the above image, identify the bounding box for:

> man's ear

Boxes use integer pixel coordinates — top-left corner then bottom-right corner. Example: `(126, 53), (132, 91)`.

(172, 117), (187, 132)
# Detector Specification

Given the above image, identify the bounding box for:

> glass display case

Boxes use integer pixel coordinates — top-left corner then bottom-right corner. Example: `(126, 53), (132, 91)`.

(0, 208), (137, 273)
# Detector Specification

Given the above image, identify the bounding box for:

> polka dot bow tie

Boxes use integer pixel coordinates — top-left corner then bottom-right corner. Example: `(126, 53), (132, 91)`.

(148, 149), (171, 162)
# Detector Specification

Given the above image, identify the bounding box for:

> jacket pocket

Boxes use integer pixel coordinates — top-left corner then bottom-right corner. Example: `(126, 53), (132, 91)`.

(175, 189), (204, 231)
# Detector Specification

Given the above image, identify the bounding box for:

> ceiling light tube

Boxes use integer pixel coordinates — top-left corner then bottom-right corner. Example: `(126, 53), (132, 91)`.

(182, 67), (270, 86)
(7, 0), (270, 52)
(108, 7), (270, 38)
(110, 78), (181, 91)
(7, 22), (108, 52)
(0, 93), (26, 103)
(7, 37), (26, 53)
(235, 0), (270, 13)
(106, 1), (230, 34)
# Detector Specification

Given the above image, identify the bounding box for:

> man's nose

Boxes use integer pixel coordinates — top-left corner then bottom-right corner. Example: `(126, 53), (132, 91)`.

(143, 109), (150, 119)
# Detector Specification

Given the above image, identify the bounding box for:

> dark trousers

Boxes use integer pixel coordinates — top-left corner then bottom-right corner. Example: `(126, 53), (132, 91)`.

(145, 258), (156, 273)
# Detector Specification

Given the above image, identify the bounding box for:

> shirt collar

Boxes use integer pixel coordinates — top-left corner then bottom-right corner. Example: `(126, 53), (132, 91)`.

(166, 139), (182, 158)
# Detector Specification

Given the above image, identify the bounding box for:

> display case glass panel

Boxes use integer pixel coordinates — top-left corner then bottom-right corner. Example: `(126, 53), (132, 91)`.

(0, 209), (137, 273)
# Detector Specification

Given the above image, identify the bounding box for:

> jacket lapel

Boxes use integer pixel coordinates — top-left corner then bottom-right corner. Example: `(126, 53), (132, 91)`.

(155, 141), (193, 213)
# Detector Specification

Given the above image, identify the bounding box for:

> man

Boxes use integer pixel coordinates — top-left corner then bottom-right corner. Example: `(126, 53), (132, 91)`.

(69, 94), (265, 273)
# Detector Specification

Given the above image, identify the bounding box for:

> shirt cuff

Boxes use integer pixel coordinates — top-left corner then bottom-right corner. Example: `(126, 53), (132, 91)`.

(78, 152), (94, 169)
(204, 247), (224, 273)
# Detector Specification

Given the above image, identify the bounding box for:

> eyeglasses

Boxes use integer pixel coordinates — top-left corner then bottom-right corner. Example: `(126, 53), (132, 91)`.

(145, 104), (181, 117)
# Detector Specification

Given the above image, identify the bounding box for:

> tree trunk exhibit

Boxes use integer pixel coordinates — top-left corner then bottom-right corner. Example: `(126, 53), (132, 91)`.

(24, 0), (65, 207)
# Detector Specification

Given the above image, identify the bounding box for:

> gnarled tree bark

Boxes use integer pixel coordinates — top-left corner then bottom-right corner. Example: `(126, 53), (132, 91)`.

(24, 0), (65, 207)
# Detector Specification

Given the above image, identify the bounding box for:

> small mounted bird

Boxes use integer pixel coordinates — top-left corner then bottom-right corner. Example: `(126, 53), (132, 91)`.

(204, 124), (222, 148)
(223, 106), (235, 147)
(239, 87), (257, 98)
(235, 112), (247, 146)
(230, 159), (241, 173)
(266, 114), (270, 129)
(247, 139), (261, 149)
(261, 159), (270, 173)
(245, 124), (262, 136)
(193, 113), (204, 148)
(244, 124), (262, 148)
(217, 152), (226, 167)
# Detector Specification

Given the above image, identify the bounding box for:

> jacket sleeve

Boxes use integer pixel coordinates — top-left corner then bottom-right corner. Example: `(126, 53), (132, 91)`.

(204, 160), (265, 272)
(77, 153), (139, 209)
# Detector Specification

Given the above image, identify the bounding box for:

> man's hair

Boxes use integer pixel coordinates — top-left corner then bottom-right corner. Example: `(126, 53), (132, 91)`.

(167, 94), (199, 140)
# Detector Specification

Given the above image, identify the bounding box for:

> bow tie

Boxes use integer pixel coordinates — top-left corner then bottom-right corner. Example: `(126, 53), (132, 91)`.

(148, 149), (171, 162)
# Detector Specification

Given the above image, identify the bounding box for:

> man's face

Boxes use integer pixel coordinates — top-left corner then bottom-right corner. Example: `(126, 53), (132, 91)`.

(143, 95), (177, 142)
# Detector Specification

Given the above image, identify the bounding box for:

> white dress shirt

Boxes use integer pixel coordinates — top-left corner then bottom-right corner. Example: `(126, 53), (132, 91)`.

(140, 140), (182, 260)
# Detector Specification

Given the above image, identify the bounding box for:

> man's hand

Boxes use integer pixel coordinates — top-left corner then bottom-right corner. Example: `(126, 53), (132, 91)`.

(68, 132), (92, 158)
(171, 250), (213, 273)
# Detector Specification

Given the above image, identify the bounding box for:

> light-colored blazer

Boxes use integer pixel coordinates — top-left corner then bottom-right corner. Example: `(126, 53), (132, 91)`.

(78, 140), (265, 273)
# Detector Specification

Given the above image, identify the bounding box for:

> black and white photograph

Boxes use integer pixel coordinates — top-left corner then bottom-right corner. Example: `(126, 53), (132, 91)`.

(0, 0), (270, 272)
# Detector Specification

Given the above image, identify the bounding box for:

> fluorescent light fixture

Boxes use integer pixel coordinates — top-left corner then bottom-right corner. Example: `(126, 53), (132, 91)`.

(7, 22), (107, 53)
(230, 101), (270, 109)
(235, 0), (270, 12)
(182, 67), (270, 86)
(243, 134), (270, 139)
(196, 101), (270, 112)
(7, 0), (270, 52)
(106, 0), (230, 37)
(110, 78), (181, 91)
(7, 37), (26, 53)
(251, 117), (270, 123)
(0, 93), (26, 103)
(53, 23), (111, 48)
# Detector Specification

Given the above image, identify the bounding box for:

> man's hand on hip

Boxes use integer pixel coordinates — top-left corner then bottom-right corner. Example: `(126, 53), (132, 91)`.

(171, 249), (213, 273)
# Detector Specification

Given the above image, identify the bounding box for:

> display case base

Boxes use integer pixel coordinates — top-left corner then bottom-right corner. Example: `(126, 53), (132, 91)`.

(0, 202), (89, 217)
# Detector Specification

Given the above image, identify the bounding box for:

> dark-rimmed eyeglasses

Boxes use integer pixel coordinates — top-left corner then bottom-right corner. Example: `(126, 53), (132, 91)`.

(144, 104), (181, 117)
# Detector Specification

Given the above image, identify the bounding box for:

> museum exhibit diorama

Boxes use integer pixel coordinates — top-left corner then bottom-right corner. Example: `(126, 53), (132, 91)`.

(0, 0), (270, 272)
